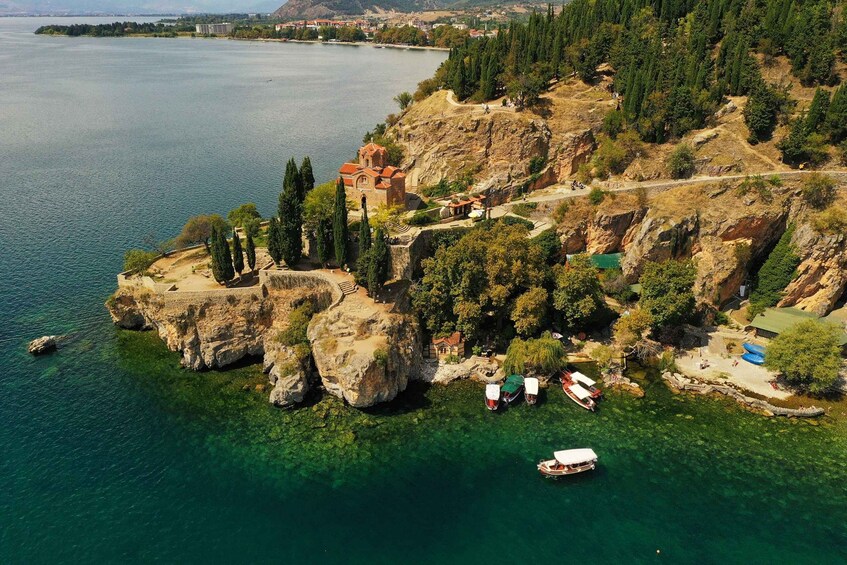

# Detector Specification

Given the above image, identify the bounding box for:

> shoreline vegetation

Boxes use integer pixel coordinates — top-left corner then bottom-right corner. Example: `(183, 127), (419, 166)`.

(35, 29), (451, 51)
(106, 1), (846, 418)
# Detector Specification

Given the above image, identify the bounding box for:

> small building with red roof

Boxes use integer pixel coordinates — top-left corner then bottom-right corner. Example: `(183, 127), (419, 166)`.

(428, 331), (465, 360)
(339, 143), (406, 210)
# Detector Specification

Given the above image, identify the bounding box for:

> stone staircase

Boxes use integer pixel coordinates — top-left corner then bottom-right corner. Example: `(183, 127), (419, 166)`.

(338, 280), (357, 295)
(388, 221), (411, 234)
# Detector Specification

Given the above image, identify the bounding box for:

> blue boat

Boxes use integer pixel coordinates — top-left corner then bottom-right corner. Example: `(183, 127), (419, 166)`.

(742, 352), (765, 366)
(743, 343), (766, 356)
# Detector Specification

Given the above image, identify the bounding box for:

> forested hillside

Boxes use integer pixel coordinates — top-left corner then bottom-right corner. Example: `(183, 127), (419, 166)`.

(423, 0), (847, 160)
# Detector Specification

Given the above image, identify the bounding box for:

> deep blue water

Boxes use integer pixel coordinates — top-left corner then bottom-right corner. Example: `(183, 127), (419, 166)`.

(2, 17), (847, 565)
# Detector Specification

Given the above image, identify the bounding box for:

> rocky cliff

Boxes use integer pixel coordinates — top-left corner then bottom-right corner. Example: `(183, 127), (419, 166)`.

(108, 270), (423, 408)
(308, 296), (421, 408)
(393, 80), (611, 196)
(556, 180), (846, 313)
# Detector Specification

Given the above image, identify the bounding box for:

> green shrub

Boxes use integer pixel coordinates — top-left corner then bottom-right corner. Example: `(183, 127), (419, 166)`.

(408, 212), (436, 226)
(123, 249), (159, 274)
(374, 348), (389, 368)
(511, 202), (538, 217)
(801, 173), (837, 209)
(528, 156), (547, 175)
(812, 206), (847, 234)
(501, 216), (534, 229)
(588, 187), (606, 205)
(666, 143), (695, 179)
(764, 320), (843, 393)
(503, 332), (566, 375)
(276, 303), (315, 347)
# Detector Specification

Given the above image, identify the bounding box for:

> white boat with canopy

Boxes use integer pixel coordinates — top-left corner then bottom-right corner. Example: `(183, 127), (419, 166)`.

(524, 377), (539, 405)
(537, 448), (598, 477)
(571, 371), (603, 399)
(485, 383), (501, 411)
(562, 381), (597, 411)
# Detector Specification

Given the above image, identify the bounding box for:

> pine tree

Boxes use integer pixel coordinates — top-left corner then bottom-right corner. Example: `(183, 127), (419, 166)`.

(300, 156), (315, 194)
(267, 217), (282, 265)
(825, 85), (847, 143)
(333, 178), (348, 268)
(367, 227), (389, 299)
(777, 116), (810, 165)
(245, 230), (256, 272)
(278, 158), (303, 267)
(231, 229), (244, 275)
(805, 88), (830, 132)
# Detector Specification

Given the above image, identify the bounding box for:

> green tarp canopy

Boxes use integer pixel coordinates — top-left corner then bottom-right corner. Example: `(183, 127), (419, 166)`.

(566, 252), (623, 270)
(750, 307), (847, 346)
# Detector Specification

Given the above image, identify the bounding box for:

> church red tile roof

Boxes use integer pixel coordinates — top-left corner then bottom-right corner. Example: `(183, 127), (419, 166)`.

(432, 331), (463, 346)
(339, 163), (359, 174)
(361, 142), (387, 157)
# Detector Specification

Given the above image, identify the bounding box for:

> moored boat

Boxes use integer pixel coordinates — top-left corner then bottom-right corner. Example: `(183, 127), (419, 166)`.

(501, 374), (525, 404)
(570, 371), (603, 399)
(742, 352), (765, 365)
(743, 342), (766, 356)
(560, 371), (596, 411)
(485, 383), (501, 411)
(537, 448), (598, 477)
(525, 377), (539, 405)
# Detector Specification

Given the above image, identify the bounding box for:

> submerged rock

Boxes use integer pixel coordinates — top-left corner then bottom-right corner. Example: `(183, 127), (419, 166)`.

(28, 335), (57, 355)
(264, 343), (310, 408)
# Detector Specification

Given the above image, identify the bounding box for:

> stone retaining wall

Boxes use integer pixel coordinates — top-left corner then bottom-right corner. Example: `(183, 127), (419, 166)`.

(662, 371), (824, 418)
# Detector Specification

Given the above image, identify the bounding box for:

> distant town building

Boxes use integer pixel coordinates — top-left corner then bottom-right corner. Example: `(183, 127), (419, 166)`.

(429, 332), (465, 360)
(339, 143), (406, 210)
(195, 23), (234, 35)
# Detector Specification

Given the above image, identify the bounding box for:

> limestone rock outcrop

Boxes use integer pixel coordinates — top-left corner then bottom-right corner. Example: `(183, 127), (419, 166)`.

(779, 224), (847, 315)
(308, 300), (422, 408)
(264, 344), (311, 408)
(395, 94), (551, 191)
(28, 335), (57, 355)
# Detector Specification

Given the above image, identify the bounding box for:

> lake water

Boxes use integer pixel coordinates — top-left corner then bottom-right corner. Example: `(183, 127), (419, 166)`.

(2, 17), (847, 564)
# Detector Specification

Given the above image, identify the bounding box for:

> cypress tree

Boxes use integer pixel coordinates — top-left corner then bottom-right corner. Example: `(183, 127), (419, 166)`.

(245, 230), (256, 273)
(333, 178), (348, 267)
(300, 156), (315, 194)
(220, 229), (234, 282)
(315, 218), (332, 268)
(359, 204), (371, 260)
(232, 229), (244, 275)
(210, 226), (226, 283)
(210, 227), (234, 283)
(452, 58), (466, 100)
(267, 217), (282, 265)
(279, 159), (303, 267)
(367, 227), (388, 299)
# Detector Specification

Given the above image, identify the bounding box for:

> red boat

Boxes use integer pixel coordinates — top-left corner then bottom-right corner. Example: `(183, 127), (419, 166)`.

(485, 384), (501, 411)
(559, 371), (596, 412)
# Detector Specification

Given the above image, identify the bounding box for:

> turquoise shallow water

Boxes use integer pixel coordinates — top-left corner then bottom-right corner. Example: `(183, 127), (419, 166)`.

(2, 17), (847, 564)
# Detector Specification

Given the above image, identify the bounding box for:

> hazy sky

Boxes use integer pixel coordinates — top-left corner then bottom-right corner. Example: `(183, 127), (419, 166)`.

(0, 0), (283, 14)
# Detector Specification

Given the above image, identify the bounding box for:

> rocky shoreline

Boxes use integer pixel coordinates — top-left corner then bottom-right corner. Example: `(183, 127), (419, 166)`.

(662, 371), (824, 418)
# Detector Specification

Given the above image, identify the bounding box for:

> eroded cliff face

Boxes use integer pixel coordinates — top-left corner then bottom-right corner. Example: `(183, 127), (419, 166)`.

(779, 223), (847, 315)
(556, 182), (846, 313)
(307, 298), (422, 408)
(108, 273), (423, 408)
(396, 102), (552, 190)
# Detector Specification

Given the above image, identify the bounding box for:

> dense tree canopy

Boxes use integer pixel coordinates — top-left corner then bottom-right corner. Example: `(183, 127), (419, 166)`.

(227, 203), (261, 228)
(413, 222), (549, 342)
(553, 254), (606, 330)
(639, 259), (697, 331)
(764, 319), (843, 393)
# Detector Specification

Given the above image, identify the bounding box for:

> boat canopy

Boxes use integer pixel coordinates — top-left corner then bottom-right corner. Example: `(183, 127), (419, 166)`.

(525, 377), (539, 394)
(486, 384), (500, 400)
(505, 374), (525, 385)
(571, 372), (596, 387)
(570, 383), (593, 400)
(554, 448), (598, 466)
